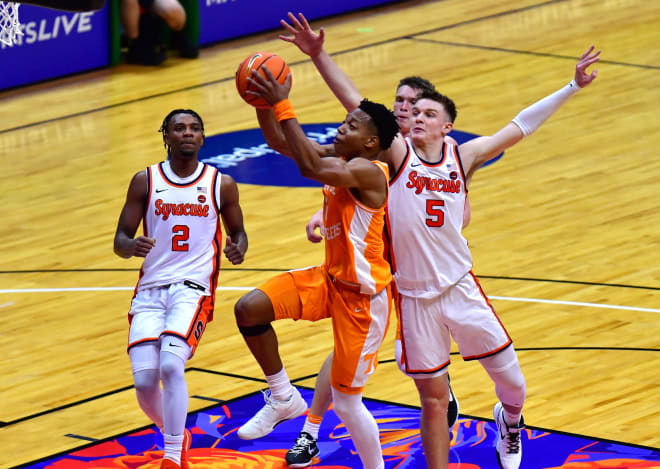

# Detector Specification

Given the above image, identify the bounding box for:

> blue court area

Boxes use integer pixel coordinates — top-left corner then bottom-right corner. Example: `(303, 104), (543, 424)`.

(19, 388), (660, 468)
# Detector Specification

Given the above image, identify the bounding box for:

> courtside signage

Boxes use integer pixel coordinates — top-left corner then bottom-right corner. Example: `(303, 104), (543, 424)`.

(199, 124), (501, 187)
(0, 3), (110, 90)
(198, 0), (403, 46)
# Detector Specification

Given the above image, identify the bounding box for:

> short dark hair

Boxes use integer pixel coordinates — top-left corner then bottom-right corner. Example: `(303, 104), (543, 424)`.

(397, 76), (436, 94)
(159, 109), (205, 155)
(159, 109), (205, 135)
(358, 99), (400, 150)
(416, 90), (457, 122)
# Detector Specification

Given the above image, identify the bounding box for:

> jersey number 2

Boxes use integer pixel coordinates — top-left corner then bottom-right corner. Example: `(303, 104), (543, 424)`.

(172, 225), (189, 251)
(425, 200), (445, 227)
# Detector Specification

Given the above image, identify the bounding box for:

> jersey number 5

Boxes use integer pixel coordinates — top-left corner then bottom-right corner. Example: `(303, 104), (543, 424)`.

(425, 200), (445, 227)
(172, 225), (190, 251)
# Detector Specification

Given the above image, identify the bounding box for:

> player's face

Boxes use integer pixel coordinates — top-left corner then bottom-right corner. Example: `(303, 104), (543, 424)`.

(164, 114), (204, 158)
(333, 109), (376, 159)
(393, 85), (421, 136)
(409, 98), (453, 144)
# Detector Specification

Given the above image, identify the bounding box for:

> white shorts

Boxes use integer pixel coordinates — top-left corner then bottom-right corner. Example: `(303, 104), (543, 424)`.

(127, 282), (213, 356)
(396, 272), (512, 378)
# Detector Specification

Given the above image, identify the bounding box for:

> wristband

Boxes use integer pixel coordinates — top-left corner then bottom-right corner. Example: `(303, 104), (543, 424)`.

(273, 99), (297, 122)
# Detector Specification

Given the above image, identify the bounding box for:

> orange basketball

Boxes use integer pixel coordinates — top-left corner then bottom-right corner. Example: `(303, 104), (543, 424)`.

(235, 52), (291, 109)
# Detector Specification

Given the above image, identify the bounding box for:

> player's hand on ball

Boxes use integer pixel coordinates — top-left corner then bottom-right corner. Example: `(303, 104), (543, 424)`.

(247, 67), (292, 107)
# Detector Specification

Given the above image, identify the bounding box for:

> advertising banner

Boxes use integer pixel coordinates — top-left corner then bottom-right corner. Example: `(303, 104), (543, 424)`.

(0, 3), (110, 91)
(199, 0), (400, 46)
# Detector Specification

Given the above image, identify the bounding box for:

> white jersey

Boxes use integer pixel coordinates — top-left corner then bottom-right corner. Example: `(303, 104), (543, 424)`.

(137, 161), (223, 294)
(387, 138), (472, 298)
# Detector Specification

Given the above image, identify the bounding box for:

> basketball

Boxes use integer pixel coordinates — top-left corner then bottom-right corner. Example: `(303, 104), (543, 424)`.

(235, 52), (291, 109)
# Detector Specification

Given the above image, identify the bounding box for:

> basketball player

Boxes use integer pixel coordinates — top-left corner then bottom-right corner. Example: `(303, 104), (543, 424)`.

(233, 68), (399, 469)
(265, 13), (601, 469)
(113, 109), (248, 469)
(279, 13), (463, 468)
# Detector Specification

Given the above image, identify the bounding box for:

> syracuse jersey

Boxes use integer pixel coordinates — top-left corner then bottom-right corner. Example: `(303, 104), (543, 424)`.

(387, 138), (472, 298)
(137, 161), (223, 295)
(322, 160), (392, 295)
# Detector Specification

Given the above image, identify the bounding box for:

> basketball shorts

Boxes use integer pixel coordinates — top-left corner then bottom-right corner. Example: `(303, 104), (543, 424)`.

(259, 266), (392, 394)
(396, 271), (512, 378)
(127, 282), (214, 357)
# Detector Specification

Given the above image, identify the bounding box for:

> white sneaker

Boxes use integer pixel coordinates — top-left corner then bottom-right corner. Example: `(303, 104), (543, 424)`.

(238, 389), (308, 440)
(493, 402), (524, 469)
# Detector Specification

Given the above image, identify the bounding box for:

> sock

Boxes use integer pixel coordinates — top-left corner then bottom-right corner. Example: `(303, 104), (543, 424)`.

(302, 413), (323, 440)
(503, 409), (522, 426)
(163, 433), (184, 464)
(266, 367), (295, 401)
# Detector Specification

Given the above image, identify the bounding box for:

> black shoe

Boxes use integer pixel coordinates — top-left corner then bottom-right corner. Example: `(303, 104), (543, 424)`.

(447, 375), (460, 428)
(126, 12), (167, 65)
(286, 431), (319, 468)
(172, 30), (199, 59)
(126, 39), (166, 65)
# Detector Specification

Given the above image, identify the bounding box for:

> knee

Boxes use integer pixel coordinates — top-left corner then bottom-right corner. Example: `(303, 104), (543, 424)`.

(415, 378), (450, 415)
(234, 290), (271, 327)
(133, 369), (159, 394)
(159, 355), (184, 382)
(154, 0), (186, 30)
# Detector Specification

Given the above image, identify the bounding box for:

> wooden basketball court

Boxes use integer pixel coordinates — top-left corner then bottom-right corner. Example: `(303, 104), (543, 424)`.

(1, 0), (659, 466)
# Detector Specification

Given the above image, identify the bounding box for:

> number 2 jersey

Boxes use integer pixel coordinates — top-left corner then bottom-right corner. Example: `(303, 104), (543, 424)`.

(136, 161), (223, 296)
(387, 138), (472, 298)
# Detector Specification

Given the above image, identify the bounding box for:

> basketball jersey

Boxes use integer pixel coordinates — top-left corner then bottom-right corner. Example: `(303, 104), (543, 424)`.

(387, 138), (472, 298)
(322, 160), (392, 295)
(137, 161), (223, 295)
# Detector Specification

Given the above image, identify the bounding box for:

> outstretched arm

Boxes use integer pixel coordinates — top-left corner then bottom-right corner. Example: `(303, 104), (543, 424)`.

(280, 12), (362, 112)
(460, 46), (601, 178)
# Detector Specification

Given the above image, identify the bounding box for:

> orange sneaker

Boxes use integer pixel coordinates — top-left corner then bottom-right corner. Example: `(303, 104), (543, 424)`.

(181, 428), (192, 469)
(160, 459), (181, 469)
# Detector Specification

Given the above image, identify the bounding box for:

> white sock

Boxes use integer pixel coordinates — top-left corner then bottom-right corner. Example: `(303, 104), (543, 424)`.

(302, 417), (321, 440)
(266, 367), (295, 401)
(163, 433), (184, 464)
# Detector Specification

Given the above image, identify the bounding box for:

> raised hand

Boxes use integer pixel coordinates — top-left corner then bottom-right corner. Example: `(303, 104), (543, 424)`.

(574, 45), (601, 88)
(279, 11), (325, 58)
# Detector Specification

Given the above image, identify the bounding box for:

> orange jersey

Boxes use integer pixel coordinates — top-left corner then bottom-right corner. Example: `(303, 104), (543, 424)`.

(322, 160), (392, 295)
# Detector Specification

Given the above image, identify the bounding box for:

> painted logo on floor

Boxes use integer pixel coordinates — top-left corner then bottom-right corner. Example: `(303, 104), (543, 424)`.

(20, 388), (660, 468)
(199, 125), (501, 187)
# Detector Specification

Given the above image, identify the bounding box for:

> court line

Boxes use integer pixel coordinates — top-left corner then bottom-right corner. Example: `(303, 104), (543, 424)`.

(0, 286), (658, 313)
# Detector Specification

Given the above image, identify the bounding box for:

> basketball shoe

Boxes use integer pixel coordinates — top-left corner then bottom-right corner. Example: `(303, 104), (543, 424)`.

(493, 402), (524, 469)
(286, 431), (320, 468)
(160, 459), (181, 469)
(238, 388), (308, 440)
(181, 428), (191, 469)
(447, 376), (460, 428)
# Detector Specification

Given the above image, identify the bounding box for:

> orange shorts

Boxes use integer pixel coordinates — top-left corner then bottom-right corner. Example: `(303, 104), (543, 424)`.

(259, 266), (392, 394)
